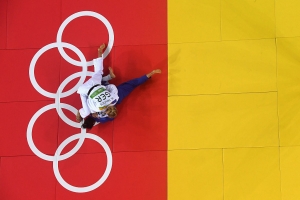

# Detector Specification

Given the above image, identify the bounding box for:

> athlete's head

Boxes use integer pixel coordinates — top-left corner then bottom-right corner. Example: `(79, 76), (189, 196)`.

(106, 106), (118, 118)
(82, 115), (96, 129)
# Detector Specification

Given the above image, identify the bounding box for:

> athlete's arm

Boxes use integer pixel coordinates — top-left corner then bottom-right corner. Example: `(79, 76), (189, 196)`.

(76, 111), (83, 122)
(78, 93), (91, 118)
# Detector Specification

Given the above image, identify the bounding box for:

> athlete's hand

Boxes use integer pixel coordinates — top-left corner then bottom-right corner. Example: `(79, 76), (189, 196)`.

(76, 111), (83, 122)
(92, 113), (99, 118)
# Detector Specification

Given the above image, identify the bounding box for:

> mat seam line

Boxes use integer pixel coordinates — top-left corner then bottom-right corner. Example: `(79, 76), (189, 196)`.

(2, 145), (300, 157)
(274, 1), (283, 197)
(167, 146), (287, 151)
(168, 36), (300, 45)
(0, 100), (56, 103)
(168, 90), (277, 97)
(0, 43), (168, 51)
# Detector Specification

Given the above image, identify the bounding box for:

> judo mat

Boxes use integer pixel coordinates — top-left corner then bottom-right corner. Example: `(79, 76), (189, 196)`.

(0, 0), (300, 199)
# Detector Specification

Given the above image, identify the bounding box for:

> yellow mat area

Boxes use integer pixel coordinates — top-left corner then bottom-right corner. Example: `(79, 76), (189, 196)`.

(168, 0), (300, 199)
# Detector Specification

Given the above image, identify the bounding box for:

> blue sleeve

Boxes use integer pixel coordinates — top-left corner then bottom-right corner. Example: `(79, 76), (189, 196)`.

(95, 117), (114, 123)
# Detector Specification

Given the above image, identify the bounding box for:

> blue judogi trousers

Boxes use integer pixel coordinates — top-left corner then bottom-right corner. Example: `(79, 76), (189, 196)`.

(95, 75), (149, 123)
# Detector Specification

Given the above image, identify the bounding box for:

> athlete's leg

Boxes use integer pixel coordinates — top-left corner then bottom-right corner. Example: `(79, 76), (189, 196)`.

(146, 69), (161, 78)
(116, 69), (161, 104)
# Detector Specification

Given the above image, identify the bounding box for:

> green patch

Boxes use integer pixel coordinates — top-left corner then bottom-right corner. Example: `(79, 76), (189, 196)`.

(89, 87), (106, 98)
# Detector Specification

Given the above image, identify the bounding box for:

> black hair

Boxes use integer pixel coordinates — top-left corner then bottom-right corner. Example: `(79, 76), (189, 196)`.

(82, 115), (96, 129)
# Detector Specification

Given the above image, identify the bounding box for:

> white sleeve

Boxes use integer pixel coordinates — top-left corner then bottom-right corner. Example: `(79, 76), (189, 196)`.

(77, 57), (104, 91)
(102, 74), (112, 82)
(77, 57), (104, 118)
(78, 93), (91, 118)
(93, 57), (104, 73)
(89, 57), (104, 84)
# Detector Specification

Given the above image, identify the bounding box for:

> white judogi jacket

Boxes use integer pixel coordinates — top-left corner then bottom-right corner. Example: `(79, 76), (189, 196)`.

(77, 57), (119, 118)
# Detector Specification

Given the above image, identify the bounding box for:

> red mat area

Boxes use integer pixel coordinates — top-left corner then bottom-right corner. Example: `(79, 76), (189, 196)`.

(0, 0), (167, 199)
(55, 151), (167, 200)
(0, 101), (58, 156)
(0, 156), (56, 200)
(7, 0), (62, 49)
(112, 45), (168, 152)
(0, 49), (61, 102)
(60, 0), (167, 46)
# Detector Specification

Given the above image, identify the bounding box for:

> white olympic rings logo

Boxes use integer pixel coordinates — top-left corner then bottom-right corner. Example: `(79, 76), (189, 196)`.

(26, 11), (114, 193)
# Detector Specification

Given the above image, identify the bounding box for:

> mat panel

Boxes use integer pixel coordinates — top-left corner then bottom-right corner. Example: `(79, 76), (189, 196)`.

(223, 147), (281, 200)
(0, 49), (61, 102)
(112, 45), (167, 152)
(168, 149), (223, 200)
(168, 0), (221, 43)
(61, 0), (167, 46)
(168, 40), (277, 96)
(277, 37), (300, 146)
(221, 0), (275, 40)
(276, 0), (300, 37)
(0, 156), (56, 200)
(7, 0), (61, 49)
(280, 146), (300, 200)
(56, 151), (167, 200)
(0, 101), (58, 157)
(168, 93), (278, 150)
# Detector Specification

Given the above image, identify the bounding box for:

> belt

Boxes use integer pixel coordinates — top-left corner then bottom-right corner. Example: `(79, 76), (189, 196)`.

(87, 84), (100, 96)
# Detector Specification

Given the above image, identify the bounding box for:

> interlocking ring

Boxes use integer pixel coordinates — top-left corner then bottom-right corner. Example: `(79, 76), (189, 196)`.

(27, 11), (114, 193)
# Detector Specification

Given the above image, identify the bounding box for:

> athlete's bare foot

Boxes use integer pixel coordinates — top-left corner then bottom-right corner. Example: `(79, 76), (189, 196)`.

(146, 69), (161, 78)
(98, 43), (106, 57)
(108, 67), (116, 79)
